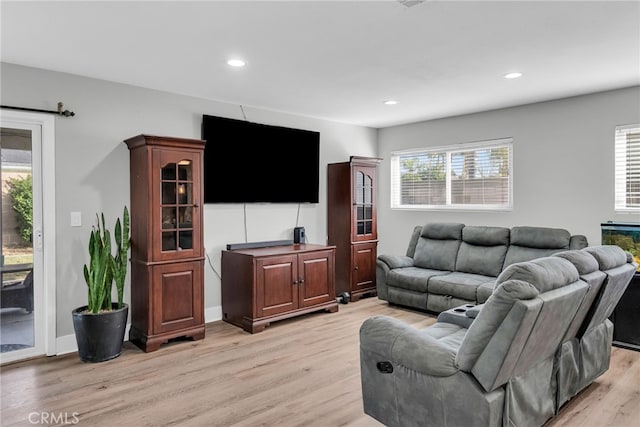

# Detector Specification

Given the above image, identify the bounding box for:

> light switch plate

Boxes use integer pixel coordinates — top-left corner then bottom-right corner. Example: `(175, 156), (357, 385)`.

(70, 211), (82, 227)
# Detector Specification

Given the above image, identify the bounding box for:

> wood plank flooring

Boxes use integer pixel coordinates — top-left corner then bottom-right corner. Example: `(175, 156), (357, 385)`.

(1, 297), (638, 427)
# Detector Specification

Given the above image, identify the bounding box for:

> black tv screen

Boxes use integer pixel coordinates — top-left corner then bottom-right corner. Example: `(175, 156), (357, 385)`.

(202, 115), (320, 203)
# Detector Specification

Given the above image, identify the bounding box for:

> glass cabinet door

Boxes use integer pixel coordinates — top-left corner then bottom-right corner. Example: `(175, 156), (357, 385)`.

(353, 166), (376, 241)
(161, 160), (195, 252)
(149, 149), (202, 261)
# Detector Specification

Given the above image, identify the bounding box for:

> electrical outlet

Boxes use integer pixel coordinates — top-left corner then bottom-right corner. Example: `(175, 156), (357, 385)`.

(70, 211), (82, 227)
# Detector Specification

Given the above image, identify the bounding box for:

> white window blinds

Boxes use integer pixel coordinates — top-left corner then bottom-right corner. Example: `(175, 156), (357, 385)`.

(391, 138), (512, 210)
(615, 124), (640, 211)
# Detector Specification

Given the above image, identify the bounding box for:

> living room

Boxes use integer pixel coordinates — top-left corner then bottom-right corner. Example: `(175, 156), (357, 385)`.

(1, 1), (639, 426)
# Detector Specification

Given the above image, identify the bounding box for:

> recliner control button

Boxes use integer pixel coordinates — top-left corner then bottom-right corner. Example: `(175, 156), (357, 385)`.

(377, 361), (394, 373)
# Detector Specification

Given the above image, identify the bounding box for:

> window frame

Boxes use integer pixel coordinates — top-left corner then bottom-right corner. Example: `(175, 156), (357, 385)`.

(390, 138), (513, 211)
(614, 123), (640, 212)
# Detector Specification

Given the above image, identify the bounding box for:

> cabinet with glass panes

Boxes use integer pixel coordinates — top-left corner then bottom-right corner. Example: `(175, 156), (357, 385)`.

(124, 135), (205, 352)
(327, 156), (381, 302)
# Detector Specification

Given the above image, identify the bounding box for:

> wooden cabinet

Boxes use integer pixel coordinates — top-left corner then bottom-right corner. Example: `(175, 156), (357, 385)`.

(328, 156), (381, 302)
(124, 134), (205, 352)
(221, 244), (338, 333)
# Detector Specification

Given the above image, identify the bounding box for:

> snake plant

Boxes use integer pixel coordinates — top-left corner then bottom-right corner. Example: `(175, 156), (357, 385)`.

(83, 206), (130, 313)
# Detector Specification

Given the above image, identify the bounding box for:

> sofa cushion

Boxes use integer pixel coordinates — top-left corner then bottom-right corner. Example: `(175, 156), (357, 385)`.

(462, 226), (510, 246)
(503, 246), (568, 269)
(455, 226), (510, 277)
(387, 267), (449, 293)
(413, 223), (464, 271)
(584, 245), (630, 270)
(502, 227), (572, 269)
(428, 272), (496, 300)
(421, 222), (465, 240)
(553, 250), (599, 275)
(510, 226), (571, 249)
(497, 256), (579, 293)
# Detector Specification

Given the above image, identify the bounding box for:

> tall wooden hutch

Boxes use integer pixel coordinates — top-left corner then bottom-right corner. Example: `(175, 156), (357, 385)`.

(328, 156), (381, 302)
(124, 134), (205, 352)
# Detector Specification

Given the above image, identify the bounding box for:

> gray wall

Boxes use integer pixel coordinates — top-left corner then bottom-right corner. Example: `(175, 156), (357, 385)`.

(0, 62), (377, 337)
(3, 61), (638, 340)
(377, 86), (640, 257)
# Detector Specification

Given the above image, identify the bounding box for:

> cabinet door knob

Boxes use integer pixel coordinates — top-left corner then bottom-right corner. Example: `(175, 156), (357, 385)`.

(354, 266), (359, 270)
(293, 280), (299, 284)
(299, 279), (305, 284)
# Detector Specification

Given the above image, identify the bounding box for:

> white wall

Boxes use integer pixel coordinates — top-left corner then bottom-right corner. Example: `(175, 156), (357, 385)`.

(377, 86), (640, 257)
(0, 62), (378, 339)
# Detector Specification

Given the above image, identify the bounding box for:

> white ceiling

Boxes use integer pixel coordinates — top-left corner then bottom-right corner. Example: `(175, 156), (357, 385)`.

(1, 0), (639, 128)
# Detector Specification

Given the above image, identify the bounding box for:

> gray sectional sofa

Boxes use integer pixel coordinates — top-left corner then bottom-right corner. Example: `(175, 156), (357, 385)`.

(377, 222), (589, 313)
(360, 245), (637, 427)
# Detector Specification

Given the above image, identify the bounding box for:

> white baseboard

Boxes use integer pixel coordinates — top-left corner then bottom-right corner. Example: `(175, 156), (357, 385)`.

(55, 333), (79, 356)
(55, 324), (132, 356)
(55, 306), (222, 356)
(205, 305), (222, 323)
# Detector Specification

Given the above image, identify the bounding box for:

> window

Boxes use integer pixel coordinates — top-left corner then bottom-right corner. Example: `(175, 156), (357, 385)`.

(615, 124), (640, 211)
(391, 138), (513, 210)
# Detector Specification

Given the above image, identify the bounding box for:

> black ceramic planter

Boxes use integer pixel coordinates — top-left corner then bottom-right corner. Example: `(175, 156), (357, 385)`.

(72, 303), (128, 363)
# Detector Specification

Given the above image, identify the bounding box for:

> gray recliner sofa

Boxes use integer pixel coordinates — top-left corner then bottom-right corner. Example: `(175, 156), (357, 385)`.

(377, 223), (588, 313)
(360, 245), (637, 427)
(555, 246), (637, 410)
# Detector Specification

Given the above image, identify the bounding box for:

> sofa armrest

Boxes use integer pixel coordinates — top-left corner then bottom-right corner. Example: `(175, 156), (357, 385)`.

(360, 315), (459, 377)
(377, 254), (414, 270)
(437, 304), (484, 328)
(466, 303), (484, 319)
(569, 235), (588, 250)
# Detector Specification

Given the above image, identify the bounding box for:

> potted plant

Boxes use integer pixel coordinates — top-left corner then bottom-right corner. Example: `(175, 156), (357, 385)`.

(72, 206), (130, 363)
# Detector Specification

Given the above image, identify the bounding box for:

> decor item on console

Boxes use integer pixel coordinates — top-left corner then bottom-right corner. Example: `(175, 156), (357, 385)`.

(376, 222), (588, 313)
(360, 245), (637, 427)
(124, 135), (205, 352)
(72, 207), (130, 363)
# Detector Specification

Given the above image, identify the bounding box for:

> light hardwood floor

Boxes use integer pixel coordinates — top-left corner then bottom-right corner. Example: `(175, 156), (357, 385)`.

(1, 298), (639, 427)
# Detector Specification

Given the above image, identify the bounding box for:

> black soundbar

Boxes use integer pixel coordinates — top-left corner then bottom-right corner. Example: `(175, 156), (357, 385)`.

(226, 240), (294, 251)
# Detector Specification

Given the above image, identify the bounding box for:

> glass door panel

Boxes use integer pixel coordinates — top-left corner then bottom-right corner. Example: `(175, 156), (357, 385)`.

(1, 127), (34, 354)
(354, 171), (374, 238)
(160, 160), (194, 252)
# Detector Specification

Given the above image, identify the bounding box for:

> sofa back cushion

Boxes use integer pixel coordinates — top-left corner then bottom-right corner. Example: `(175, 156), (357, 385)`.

(455, 226), (510, 277)
(413, 223), (464, 271)
(496, 256), (579, 292)
(553, 250), (606, 341)
(579, 245), (637, 335)
(503, 226), (572, 268)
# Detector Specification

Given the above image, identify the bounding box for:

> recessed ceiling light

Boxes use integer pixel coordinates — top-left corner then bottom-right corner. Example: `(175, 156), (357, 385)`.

(504, 72), (523, 79)
(227, 59), (246, 67)
(383, 100), (398, 105)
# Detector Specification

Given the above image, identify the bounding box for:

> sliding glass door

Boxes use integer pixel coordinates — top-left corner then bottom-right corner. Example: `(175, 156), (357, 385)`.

(0, 110), (53, 364)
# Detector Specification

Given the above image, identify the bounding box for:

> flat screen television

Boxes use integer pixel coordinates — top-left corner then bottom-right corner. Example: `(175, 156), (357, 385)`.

(601, 222), (640, 274)
(202, 115), (320, 203)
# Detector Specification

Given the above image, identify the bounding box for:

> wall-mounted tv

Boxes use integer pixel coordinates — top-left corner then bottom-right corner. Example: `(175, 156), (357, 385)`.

(202, 115), (320, 204)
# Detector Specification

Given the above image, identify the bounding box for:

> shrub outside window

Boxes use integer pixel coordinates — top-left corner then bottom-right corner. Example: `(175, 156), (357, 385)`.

(391, 138), (513, 210)
(615, 124), (640, 211)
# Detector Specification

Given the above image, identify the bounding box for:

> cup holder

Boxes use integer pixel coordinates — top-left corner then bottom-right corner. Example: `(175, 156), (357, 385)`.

(454, 308), (467, 313)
